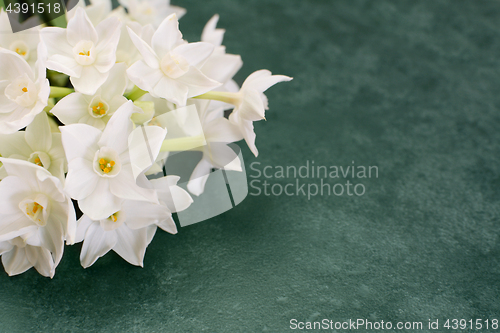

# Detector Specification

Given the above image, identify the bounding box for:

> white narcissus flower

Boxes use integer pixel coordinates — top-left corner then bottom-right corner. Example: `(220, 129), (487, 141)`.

(75, 175), (192, 267)
(200, 15), (242, 111)
(127, 13), (221, 106)
(118, 0), (186, 27)
(0, 46), (49, 134)
(186, 100), (243, 196)
(0, 112), (66, 181)
(0, 10), (40, 70)
(61, 101), (166, 221)
(0, 159), (77, 277)
(40, 7), (121, 95)
(228, 70), (292, 156)
(50, 63), (129, 130)
(0, 238), (57, 277)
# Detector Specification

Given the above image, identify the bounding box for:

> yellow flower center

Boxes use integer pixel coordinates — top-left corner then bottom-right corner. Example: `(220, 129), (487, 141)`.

(9, 41), (29, 59)
(26, 202), (43, 224)
(79, 50), (90, 56)
(92, 102), (106, 115)
(22, 87), (27, 92)
(109, 213), (118, 222)
(16, 48), (27, 56)
(99, 158), (116, 174)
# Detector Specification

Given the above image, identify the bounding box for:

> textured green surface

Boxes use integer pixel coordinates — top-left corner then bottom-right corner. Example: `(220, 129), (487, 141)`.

(2, 0), (500, 332)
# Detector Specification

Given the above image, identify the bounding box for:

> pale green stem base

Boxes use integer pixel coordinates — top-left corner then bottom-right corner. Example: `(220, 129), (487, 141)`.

(126, 86), (147, 101)
(160, 135), (206, 152)
(49, 87), (74, 99)
(192, 91), (240, 105)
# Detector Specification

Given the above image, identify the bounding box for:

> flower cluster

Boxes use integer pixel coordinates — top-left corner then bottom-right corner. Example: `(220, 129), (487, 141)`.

(0, 0), (291, 277)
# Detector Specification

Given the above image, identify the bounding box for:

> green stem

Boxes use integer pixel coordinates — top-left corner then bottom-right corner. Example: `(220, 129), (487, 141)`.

(126, 86), (147, 101)
(49, 86), (74, 99)
(192, 91), (240, 105)
(160, 135), (206, 152)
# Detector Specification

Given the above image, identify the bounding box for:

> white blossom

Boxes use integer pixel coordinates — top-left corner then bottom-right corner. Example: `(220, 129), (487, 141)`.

(228, 70), (292, 156)
(127, 13), (220, 106)
(61, 101), (165, 220)
(50, 63), (129, 130)
(0, 46), (49, 134)
(41, 7), (121, 95)
(75, 175), (191, 267)
(0, 112), (66, 181)
(0, 159), (76, 277)
(0, 10), (40, 70)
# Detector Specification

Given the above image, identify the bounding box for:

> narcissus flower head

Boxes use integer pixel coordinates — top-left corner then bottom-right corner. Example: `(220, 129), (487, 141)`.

(41, 7), (121, 95)
(126, 13), (221, 106)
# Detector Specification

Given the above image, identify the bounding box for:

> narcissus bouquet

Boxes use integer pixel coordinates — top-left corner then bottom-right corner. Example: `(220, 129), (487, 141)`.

(0, 0), (291, 277)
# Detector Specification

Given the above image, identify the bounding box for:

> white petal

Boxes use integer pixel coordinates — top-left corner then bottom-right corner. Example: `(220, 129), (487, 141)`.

(0, 49), (34, 81)
(127, 27), (159, 69)
(153, 76), (188, 106)
(177, 67), (221, 98)
(152, 13), (183, 58)
(156, 215), (177, 234)
(25, 111), (52, 152)
(205, 117), (243, 143)
(243, 70), (293, 92)
(202, 53), (242, 84)
(95, 16), (121, 53)
(122, 200), (169, 229)
(126, 61), (163, 94)
(65, 158), (99, 200)
(201, 14), (225, 46)
(0, 241), (13, 256)
(0, 213), (36, 242)
(2, 246), (32, 276)
(206, 143), (242, 171)
(50, 93), (90, 125)
(0, 132), (32, 158)
(100, 63), (128, 101)
(60, 123), (101, 162)
(112, 224), (156, 267)
(67, 8), (98, 45)
(238, 89), (266, 121)
(0, 175), (32, 215)
(94, 18), (121, 73)
(26, 245), (56, 277)
(173, 42), (214, 68)
(109, 165), (158, 203)
(230, 113), (258, 156)
(0, 80), (17, 113)
(78, 179), (123, 221)
(150, 175), (193, 211)
(187, 158), (212, 196)
(0, 159), (41, 190)
(70, 65), (109, 95)
(46, 54), (82, 78)
(128, 124), (167, 179)
(62, 198), (77, 245)
(40, 27), (81, 76)
(38, 214), (65, 265)
(242, 69), (271, 86)
(98, 101), (134, 154)
(0, 105), (40, 135)
(80, 221), (117, 268)
(75, 215), (94, 244)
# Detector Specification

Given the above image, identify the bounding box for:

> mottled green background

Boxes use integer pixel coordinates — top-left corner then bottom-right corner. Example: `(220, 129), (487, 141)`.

(1, 0), (500, 332)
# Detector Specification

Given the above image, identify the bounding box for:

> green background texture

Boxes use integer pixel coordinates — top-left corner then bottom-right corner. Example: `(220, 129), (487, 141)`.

(1, 0), (500, 332)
